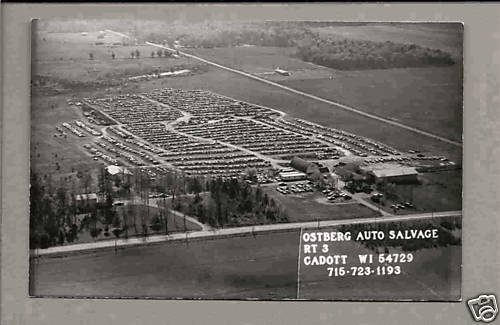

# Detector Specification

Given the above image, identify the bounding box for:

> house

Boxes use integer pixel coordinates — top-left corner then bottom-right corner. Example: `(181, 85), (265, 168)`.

(274, 67), (291, 76)
(75, 193), (98, 210)
(106, 165), (132, 176)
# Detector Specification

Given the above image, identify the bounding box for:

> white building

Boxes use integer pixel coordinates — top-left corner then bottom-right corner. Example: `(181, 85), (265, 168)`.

(279, 171), (307, 181)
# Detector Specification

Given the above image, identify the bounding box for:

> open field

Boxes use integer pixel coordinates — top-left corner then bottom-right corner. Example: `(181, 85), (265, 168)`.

(30, 230), (300, 299)
(30, 216), (461, 300)
(33, 31), (204, 85)
(31, 95), (104, 177)
(189, 46), (334, 79)
(262, 187), (380, 222)
(299, 241), (461, 300)
(188, 46), (462, 142)
(279, 65), (463, 142)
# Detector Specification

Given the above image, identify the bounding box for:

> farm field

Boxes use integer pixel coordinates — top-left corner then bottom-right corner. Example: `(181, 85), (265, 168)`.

(30, 230), (301, 299)
(33, 31), (204, 85)
(299, 241), (461, 300)
(261, 187), (380, 222)
(279, 65), (463, 142)
(189, 46), (335, 79)
(189, 46), (462, 142)
(30, 216), (461, 300)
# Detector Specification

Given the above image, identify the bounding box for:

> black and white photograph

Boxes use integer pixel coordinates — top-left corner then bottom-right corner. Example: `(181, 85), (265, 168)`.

(28, 18), (463, 301)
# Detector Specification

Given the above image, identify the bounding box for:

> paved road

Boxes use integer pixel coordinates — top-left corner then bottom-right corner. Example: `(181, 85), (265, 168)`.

(143, 41), (462, 148)
(32, 210), (461, 257)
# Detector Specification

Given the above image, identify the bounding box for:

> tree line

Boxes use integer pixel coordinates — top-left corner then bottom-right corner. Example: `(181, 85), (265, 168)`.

(30, 167), (289, 249)
(295, 38), (455, 70)
(177, 177), (289, 228)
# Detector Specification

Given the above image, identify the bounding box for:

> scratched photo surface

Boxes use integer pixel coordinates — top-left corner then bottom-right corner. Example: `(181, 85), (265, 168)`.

(29, 19), (463, 300)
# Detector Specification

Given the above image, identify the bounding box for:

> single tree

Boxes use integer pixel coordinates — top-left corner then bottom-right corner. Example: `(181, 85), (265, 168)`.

(130, 51), (135, 59)
(135, 49), (140, 59)
(151, 51), (155, 58)
(157, 49), (162, 58)
(111, 52), (115, 59)
(89, 52), (94, 60)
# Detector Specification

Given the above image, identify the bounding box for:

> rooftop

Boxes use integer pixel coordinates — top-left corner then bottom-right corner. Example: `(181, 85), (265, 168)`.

(370, 167), (418, 178)
(75, 193), (98, 201)
(106, 165), (133, 176)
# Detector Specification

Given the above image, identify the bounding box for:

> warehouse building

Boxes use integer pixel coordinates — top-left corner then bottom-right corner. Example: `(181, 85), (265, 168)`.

(290, 156), (330, 176)
(367, 167), (419, 183)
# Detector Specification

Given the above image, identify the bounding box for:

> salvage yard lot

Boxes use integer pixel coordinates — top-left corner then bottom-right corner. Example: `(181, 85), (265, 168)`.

(135, 68), (462, 163)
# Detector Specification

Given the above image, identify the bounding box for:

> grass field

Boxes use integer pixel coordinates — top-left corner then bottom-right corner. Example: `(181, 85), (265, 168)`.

(189, 46), (334, 78)
(261, 187), (380, 222)
(31, 94), (104, 178)
(33, 31), (203, 84)
(299, 241), (461, 300)
(279, 65), (463, 142)
(30, 216), (461, 300)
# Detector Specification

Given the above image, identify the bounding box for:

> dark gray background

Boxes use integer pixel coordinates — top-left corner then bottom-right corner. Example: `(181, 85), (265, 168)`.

(2, 3), (499, 324)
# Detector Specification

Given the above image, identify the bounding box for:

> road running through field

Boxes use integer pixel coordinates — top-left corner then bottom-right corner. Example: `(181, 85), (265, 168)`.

(141, 41), (462, 148)
(32, 210), (461, 257)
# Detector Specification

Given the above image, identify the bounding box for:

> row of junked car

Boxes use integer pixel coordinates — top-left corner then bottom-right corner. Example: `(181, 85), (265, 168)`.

(276, 181), (315, 194)
(322, 188), (352, 201)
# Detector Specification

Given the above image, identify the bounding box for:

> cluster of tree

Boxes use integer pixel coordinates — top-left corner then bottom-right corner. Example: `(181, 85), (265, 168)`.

(178, 177), (289, 228)
(143, 22), (317, 49)
(295, 38), (455, 70)
(150, 49), (173, 58)
(30, 167), (125, 249)
(30, 171), (84, 249)
(30, 165), (291, 248)
(338, 218), (461, 253)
